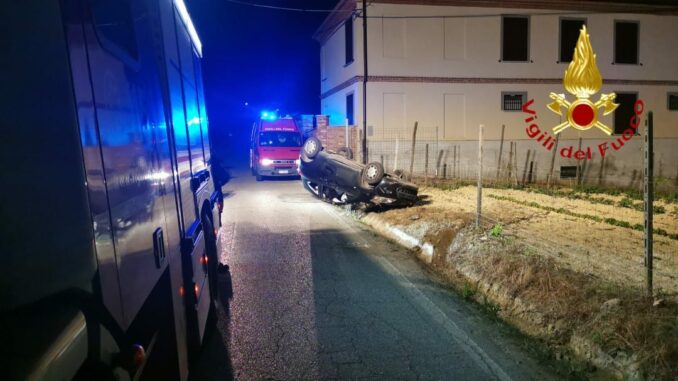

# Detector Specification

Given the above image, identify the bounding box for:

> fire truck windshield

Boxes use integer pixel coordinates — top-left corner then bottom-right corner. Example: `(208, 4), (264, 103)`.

(259, 132), (302, 147)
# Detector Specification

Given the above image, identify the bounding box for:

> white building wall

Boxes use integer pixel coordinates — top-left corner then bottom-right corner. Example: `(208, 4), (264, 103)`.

(364, 4), (678, 80)
(365, 82), (678, 141)
(364, 81), (678, 187)
(320, 15), (358, 94)
(321, 82), (361, 127)
(318, 2), (678, 186)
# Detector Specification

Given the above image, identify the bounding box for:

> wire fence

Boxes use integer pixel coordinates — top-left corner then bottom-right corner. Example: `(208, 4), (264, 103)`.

(475, 209), (677, 297)
(367, 120), (676, 297)
(367, 123), (678, 191)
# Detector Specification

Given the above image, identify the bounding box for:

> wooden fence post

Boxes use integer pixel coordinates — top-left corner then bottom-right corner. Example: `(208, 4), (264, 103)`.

(507, 142), (514, 182)
(452, 145), (457, 178)
(477, 125), (484, 227)
(575, 137), (583, 186)
(521, 149), (531, 186)
(547, 133), (560, 188)
(496, 124), (505, 179)
(436, 150), (444, 178)
(424, 143), (429, 183)
(409, 122), (418, 179)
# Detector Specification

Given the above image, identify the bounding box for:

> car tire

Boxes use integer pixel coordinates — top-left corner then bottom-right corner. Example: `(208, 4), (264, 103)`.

(363, 162), (384, 185)
(337, 147), (353, 160)
(256, 174), (263, 182)
(303, 137), (322, 159)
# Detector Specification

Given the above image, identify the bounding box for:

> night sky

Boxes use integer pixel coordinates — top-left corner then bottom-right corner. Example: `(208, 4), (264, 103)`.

(186, 0), (339, 154)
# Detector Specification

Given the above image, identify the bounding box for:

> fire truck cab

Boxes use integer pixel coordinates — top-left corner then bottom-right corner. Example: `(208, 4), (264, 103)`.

(249, 115), (303, 181)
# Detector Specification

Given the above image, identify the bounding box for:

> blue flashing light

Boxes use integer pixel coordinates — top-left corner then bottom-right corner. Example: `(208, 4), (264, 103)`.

(260, 111), (277, 121)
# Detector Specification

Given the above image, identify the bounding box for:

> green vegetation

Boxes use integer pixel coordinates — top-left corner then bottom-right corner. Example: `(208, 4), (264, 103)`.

(489, 223), (503, 237)
(461, 282), (476, 300)
(591, 331), (603, 346)
(487, 194), (678, 241)
(482, 296), (501, 317)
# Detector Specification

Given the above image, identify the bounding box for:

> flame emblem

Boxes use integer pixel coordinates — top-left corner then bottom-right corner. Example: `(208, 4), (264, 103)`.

(548, 26), (618, 135)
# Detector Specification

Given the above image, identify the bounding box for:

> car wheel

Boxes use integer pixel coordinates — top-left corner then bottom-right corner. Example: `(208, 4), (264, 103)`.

(337, 147), (353, 160)
(303, 137), (322, 158)
(363, 162), (384, 185)
(256, 174), (263, 182)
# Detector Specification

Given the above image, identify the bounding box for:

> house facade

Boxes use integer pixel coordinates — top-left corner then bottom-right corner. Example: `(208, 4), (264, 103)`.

(314, 0), (678, 188)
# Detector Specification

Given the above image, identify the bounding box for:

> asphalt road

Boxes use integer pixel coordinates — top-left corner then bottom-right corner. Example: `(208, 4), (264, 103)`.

(192, 162), (561, 381)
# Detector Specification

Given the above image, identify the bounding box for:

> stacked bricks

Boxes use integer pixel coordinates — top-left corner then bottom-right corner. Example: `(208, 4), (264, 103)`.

(311, 115), (360, 160)
(299, 114), (315, 139)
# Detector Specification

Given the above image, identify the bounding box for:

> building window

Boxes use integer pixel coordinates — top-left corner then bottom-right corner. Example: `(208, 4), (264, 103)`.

(668, 93), (678, 111)
(614, 92), (638, 134)
(346, 93), (354, 125)
(614, 21), (639, 64)
(501, 16), (529, 62)
(345, 18), (354, 65)
(560, 166), (578, 179)
(560, 18), (586, 63)
(501, 92), (527, 111)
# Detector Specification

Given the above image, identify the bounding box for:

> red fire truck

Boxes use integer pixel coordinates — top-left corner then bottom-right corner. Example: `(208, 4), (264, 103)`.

(1, 0), (222, 379)
(249, 115), (303, 181)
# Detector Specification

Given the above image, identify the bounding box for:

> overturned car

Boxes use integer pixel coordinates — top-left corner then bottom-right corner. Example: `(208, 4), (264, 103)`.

(298, 137), (418, 205)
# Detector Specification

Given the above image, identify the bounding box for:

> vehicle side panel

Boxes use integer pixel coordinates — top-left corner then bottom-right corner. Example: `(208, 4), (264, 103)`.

(0, 1), (97, 379)
(78, 0), (175, 329)
(194, 59), (211, 164)
(0, 0), (96, 314)
(63, 1), (125, 325)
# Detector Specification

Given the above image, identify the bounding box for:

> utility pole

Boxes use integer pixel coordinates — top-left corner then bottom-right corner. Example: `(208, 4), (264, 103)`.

(361, 0), (368, 164)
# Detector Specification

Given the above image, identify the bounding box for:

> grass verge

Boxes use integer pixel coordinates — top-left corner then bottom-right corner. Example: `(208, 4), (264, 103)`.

(434, 226), (678, 379)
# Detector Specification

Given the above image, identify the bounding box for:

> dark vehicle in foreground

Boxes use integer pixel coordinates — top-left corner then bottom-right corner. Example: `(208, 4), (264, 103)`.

(2, 1), (221, 380)
(298, 138), (418, 205)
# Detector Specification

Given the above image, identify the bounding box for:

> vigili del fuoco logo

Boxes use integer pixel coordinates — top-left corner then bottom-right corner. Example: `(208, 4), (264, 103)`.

(522, 26), (644, 160)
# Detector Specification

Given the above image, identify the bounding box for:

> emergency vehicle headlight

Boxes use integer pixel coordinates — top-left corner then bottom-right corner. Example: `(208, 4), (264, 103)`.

(260, 158), (274, 166)
(295, 159), (301, 166)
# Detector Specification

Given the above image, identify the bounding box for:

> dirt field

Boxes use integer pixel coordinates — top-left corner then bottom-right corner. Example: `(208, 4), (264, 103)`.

(379, 185), (678, 295)
(364, 184), (678, 378)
